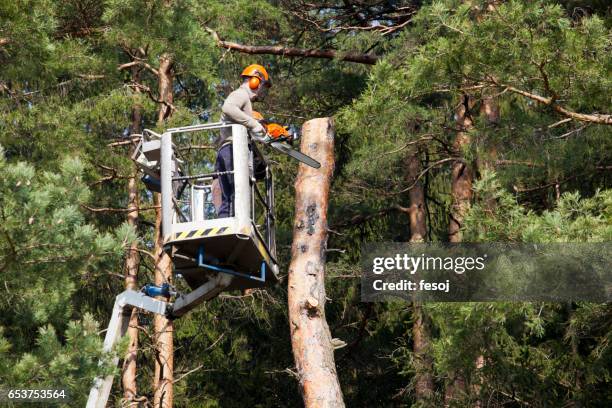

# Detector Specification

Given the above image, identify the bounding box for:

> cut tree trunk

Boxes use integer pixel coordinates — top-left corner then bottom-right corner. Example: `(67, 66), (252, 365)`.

(153, 54), (174, 408)
(121, 64), (142, 406)
(288, 117), (345, 408)
(405, 149), (434, 402)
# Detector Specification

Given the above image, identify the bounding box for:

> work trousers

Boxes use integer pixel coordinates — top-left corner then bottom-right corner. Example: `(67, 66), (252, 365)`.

(215, 143), (234, 218)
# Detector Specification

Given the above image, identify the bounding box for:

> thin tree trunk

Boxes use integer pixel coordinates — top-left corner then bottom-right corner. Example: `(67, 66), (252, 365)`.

(445, 95), (475, 406)
(288, 117), (345, 408)
(153, 54), (174, 408)
(121, 64), (143, 405)
(406, 151), (427, 242)
(477, 93), (500, 177)
(444, 375), (466, 407)
(157, 54), (173, 124)
(406, 149), (434, 402)
(472, 93), (500, 408)
(448, 4), (496, 404)
(448, 94), (474, 243)
(413, 304), (434, 401)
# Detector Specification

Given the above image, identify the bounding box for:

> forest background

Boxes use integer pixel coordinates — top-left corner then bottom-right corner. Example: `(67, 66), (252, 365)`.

(0, 0), (610, 406)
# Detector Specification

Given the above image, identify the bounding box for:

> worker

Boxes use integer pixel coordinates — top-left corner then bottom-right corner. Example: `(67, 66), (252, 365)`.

(215, 64), (271, 218)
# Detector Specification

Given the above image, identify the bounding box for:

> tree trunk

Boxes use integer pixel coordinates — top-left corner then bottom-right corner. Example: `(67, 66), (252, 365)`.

(121, 65), (142, 406)
(444, 376), (466, 407)
(413, 304), (434, 401)
(445, 95), (475, 405)
(406, 149), (434, 402)
(477, 93), (500, 178)
(153, 54), (174, 408)
(288, 117), (345, 408)
(448, 94), (474, 243)
(472, 93), (500, 408)
(157, 54), (173, 124)
(406, 151), (427, 242)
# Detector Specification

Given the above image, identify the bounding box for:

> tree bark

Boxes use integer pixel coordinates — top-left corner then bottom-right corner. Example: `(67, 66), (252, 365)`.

(412, 304), (434, 401)
(288, 118), (345, 408)
(121, 63), (143, 406)
(406, 149), (434, 402)
(448, 94), (474, 243)
(157, 55), (174, 124)
(153, 53), (174, 408)
(406, 151), (427, 242)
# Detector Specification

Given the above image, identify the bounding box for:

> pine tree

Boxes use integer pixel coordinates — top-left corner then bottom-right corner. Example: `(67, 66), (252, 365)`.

(0, 149), (135, 406)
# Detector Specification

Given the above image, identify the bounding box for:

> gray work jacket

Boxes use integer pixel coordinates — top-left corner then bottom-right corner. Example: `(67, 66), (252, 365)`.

(219, 83), (264, 146)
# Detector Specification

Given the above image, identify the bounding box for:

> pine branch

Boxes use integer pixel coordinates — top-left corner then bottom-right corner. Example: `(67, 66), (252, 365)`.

(287, 9), (414, 35)
(126, 82), (176, 113)
(513, 166), (611, 194)
(107, 136), (142, 147)
(382, 135), (435, 156)
(89, 174), (132, 187)
(118, 60), (159, 77)
(488, 78), (612, 125)
(172, 365), (209, 384)
(178, 145), (215, 152)
(81, 204), (159, 213)
(495, 160), (545, 168)
(76, 74), (106, 80)
(205, 27), (379, 65)
(396, 157), (460, 194)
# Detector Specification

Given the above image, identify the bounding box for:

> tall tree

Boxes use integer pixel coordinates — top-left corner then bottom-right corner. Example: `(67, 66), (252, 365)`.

(152, 53), (174, 408)
(448, 94), (474, 244)
(445, 93), (473, 406)
(288, 118), (345, 408)
(121, 56), (144, 407)
(0, 155), (135, 406)
(405, 148), (434, 403)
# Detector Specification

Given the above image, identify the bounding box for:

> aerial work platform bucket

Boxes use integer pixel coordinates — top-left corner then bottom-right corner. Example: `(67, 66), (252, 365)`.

(88, 122), (280, 408)
(148, 122), (279, 291)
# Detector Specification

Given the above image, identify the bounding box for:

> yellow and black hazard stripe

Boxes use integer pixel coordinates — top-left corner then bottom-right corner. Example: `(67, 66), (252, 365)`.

(173, 226), (231, 241)
(251, 232), (273, 265)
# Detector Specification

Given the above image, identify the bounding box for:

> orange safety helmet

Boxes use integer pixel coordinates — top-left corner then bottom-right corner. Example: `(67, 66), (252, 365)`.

(241, 64), (271, 90)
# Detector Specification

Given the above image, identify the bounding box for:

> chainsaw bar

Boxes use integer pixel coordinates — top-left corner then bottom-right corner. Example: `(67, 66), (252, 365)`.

(269, 141), (321, 169)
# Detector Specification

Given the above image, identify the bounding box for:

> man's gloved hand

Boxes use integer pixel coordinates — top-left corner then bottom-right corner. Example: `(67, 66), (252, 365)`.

(252, 121), (266, 137)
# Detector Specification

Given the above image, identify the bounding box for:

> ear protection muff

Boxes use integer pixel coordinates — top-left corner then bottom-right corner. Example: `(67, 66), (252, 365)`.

(248, 76), (261, 90)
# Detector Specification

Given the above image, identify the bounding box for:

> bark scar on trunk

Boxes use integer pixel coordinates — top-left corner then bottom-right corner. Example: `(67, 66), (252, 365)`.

(306, 204), (319, 235)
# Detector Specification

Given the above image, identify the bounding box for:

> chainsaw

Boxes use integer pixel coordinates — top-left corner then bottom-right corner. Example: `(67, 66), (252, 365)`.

(264, 123), (299, 144)
(257, 119), (320, 169)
